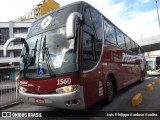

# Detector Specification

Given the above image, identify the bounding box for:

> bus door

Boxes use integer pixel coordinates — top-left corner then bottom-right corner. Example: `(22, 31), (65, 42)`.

(81, 24), (103, 106)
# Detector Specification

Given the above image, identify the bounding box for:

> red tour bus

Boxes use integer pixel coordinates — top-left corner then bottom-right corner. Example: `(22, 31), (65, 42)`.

(3, 1), (145, 109)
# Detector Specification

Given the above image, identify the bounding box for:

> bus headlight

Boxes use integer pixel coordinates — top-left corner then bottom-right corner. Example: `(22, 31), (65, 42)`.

(56, 85), (79, 94)
(19, 86), (27, 93)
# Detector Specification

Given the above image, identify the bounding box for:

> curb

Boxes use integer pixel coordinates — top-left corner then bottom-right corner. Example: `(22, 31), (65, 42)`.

(0, 101), (23, 110)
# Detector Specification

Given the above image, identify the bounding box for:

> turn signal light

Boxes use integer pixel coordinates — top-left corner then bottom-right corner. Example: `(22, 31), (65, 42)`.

(19, 86), (27, 93)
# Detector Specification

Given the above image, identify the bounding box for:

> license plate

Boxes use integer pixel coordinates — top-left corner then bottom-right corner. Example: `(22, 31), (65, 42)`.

(35, 98), (45, 104)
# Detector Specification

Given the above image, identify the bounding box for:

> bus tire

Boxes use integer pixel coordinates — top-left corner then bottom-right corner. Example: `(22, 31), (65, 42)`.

(105, 77), (114, 103)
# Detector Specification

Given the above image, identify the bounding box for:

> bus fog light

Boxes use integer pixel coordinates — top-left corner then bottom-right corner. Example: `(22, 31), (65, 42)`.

(19, 86), (27, 93)
(56, 85), (79, 94)
(72, 99), (80, 105)
(65, 100), (71, 106)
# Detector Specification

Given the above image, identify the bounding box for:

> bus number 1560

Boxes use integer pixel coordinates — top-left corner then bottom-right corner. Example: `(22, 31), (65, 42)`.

(57, 78), (71, 85)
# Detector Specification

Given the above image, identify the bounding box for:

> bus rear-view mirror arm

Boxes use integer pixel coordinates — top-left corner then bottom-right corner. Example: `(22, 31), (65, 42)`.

(66, 12), (83, 40)
(3, 37), (29, 56)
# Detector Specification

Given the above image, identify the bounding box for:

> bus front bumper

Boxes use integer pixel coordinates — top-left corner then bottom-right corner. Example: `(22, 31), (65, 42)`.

(19, 86), (85, 110)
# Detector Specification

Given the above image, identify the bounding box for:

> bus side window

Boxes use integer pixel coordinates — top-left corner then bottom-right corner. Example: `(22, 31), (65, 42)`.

(103, 19), (117, 45)
(90, 7), (103, 61)
(134, 43), (139, 54)
(130, 40), (136, 53)
(116, 28), (126, 49)
(125, 35), (132, 50)
(82, 25), (96, 71)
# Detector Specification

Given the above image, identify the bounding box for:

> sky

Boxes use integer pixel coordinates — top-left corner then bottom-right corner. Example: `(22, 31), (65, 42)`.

(0, 0), (160, 40)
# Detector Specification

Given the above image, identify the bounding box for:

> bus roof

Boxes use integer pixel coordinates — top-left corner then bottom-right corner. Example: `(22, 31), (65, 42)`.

(27, 1), (143, 50)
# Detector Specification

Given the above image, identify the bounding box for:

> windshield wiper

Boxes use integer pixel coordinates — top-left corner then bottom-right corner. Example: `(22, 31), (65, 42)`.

(23, 53), (32, 77)
(23, 39), (38, 78)
(42, 36), (56, 77)
(31, 39), (38, 65)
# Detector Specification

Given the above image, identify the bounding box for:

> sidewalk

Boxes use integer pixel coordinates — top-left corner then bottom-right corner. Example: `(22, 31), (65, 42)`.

(0, 81), (22, 109)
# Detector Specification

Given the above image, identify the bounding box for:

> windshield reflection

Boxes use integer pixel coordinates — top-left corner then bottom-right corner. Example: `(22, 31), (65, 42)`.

(20, 27), (78, 78)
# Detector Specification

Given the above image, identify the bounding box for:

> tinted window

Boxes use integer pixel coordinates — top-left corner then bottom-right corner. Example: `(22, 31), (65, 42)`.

(90, 8), (102, 42)
(90, 8), (102, 60)
(116, 29), (126, 49)
(134, 43), (139, 54)
(82, 25), (97, 71)
(140, 47), (144, 53)
(138, 46), (142, 54)
(131, 40), (135, 49)
(104, 19), (117, 44)
(130, 40), (136, 53)
(125, 36), (132, 50)
(83, 6), (92, 27)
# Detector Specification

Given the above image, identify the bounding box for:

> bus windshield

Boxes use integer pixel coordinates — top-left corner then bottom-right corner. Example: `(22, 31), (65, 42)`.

(20, 27), (78, 78)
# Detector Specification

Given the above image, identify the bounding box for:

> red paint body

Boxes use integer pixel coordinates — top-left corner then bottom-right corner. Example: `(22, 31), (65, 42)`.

(20, 74), (80, 94)
(17, 1), (146, 109)
(19, 44), (144, 108)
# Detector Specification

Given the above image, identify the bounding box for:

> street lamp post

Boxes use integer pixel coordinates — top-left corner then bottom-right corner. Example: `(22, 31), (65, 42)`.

(156, 1), (160, 30)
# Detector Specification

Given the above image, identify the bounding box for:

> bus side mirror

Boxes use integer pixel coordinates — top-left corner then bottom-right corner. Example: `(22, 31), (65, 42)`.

(66, 12), (83, 40)
(3, 37), (29, 56)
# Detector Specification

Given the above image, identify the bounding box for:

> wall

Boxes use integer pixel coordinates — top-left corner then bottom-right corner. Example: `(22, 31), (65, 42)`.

(40, 0), (60, 16)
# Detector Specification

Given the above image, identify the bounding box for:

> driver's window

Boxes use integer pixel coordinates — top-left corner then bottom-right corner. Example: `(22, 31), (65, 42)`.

(82, 24), (96, 71)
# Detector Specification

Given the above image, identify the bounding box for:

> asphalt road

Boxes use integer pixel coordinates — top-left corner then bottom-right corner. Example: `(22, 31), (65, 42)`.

(1, 76), (160, 120)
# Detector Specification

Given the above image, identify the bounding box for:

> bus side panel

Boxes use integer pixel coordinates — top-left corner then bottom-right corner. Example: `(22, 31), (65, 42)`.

(102, 45), (127, 90)
(102, 45), (142, 91)
(81, 63), (104, 107)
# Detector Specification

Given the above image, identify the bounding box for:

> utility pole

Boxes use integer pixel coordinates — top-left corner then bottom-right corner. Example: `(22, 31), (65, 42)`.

(156, 1), (160, 30)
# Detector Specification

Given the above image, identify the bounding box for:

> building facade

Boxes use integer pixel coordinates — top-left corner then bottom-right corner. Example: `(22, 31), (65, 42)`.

(14, 0), (59, 22)
(0, 21), (31, 81)
(0, 0), (59, 81)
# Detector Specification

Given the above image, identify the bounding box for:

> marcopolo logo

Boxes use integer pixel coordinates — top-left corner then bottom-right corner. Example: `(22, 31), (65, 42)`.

(41, 16), (52, 29)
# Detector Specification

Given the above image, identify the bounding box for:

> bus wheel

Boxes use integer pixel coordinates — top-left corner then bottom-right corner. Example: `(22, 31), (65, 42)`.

(105, 77), (114, 103)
